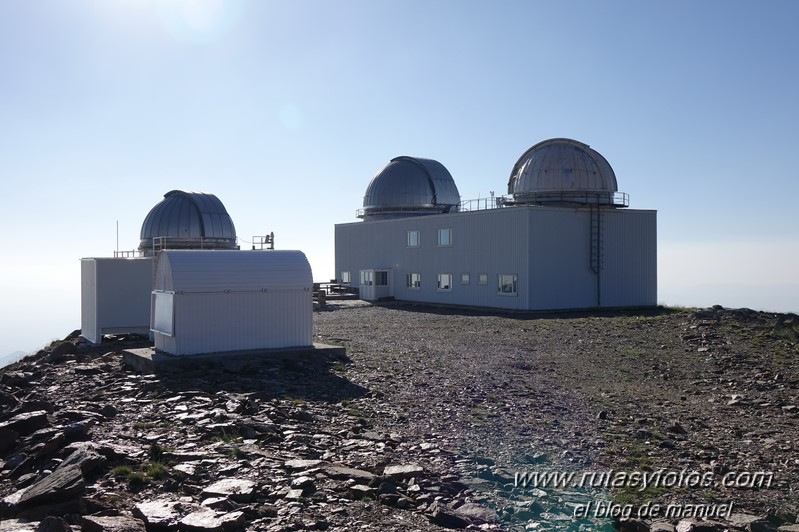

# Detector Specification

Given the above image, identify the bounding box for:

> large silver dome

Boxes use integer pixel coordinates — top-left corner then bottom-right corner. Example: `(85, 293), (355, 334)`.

(508, 138), (627, 207)
(359, 156), (461, 220)
(139, 190), (237, 252)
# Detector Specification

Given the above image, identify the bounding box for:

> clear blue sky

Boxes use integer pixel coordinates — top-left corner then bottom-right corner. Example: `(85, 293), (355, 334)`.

(1, 0), (797, 358)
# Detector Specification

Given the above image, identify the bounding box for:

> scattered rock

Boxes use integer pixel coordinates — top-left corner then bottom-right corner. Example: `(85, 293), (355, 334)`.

(0, 411), (49, 437)
(382, 463), (424, 479)
(133, 500), (189, 529)
(201, 479), (256, 503)
(179, 509), (244, 531)
(81, 514), (147, 532)
(0, 427), (19, 453)
(16, 464), (84, 508)
(1, 303), (798, 530)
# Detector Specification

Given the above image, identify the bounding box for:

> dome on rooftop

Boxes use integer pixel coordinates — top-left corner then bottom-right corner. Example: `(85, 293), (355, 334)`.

(359, 156), (461, 220)
(508, 138), (627, 207)
(139, 190), (237, 252)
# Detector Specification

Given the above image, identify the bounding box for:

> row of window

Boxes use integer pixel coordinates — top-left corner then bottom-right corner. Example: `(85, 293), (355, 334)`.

(407, 228), (451, 248)
(340, 271), (518, 295)
(419, 273), (517, 294)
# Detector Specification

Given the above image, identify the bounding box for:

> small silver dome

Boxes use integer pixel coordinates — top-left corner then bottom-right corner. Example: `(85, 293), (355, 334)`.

(508, 138), (627, 207)
(359, 156), (461, 220)
(139, 190), (237, 252)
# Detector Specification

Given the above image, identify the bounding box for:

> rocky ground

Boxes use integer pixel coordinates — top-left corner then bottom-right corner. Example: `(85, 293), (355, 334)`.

(1, 301), (798, 531)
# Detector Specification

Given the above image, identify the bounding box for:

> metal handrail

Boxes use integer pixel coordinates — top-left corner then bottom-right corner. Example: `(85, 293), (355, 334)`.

(113, 250), (143, 258)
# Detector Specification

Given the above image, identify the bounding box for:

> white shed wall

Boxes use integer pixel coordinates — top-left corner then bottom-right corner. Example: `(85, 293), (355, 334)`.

(80, 258), (153, 343)
(152, 250), (313, 355)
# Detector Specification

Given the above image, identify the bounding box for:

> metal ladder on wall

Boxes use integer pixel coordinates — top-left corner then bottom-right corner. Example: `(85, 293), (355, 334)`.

(590, 205), (603, 274)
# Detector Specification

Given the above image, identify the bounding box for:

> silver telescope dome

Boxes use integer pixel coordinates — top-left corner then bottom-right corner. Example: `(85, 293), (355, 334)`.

(139, 190), (237, 252)
(508, 138), (627, 207)
(360, 156), (461, 220)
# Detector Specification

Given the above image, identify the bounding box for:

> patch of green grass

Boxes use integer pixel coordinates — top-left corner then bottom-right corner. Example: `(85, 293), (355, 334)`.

(228, 446), (247, 460)
(619, 347), (646, 358)
(469, 408), (484, 420)
(148, 443), (166, 462)
(213, 428), (242, 444)
(287, 397), (307, 406)
(144, 461), (170, 479)
(613, 484), (669, 507)
(345, 406), (365, 418)
(127, 472), (148, 487)
(111, 465), (133, 478)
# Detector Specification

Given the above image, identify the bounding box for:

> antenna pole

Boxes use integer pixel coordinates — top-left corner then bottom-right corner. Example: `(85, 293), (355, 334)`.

(116, 220), (119, 253)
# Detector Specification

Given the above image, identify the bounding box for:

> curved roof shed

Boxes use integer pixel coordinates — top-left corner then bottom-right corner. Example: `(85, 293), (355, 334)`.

(152, 250), (313, 355)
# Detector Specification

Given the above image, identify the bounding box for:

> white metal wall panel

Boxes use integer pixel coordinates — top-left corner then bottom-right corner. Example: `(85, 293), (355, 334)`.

(80, 258), (153, 343)
(336, 208), (531, 310)
(154, 250), (311, 293)
(527, 207), (597, 310)
(155, 291), (312, 355)
(335, 205), (657, 311)
(80, 259), (98, 343)
(600, 210), (657, 307)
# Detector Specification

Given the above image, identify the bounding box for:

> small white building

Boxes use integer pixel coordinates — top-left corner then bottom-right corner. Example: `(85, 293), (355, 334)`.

(335, 138), (657, 310)
(80, 257), (153, 343)
(151, 250), (313, 356)
(80, 190), (240, 345)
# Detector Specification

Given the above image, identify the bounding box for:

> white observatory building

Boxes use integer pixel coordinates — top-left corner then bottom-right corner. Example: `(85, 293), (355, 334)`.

(334, 138), (657, 310)
(81, 190), (241, 344)
(82, 190), (312, 356)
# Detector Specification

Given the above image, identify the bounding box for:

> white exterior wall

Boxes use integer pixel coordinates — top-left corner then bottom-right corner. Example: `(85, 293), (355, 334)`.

(336, 207), (531, 310)
(527, 208), (596, 309)
(80, 258), (153, 343)
(335, 206), (657, 311)
(152, 250), (313, 356)
(600, 209), (658, 307)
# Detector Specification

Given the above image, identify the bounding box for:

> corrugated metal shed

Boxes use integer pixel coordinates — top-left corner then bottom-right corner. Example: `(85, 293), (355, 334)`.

(151, 250), (313, 356)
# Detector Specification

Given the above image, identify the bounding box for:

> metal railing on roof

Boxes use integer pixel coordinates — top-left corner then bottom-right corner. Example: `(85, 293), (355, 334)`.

(458, 195), (511, 211)
(113, 250), (142, 258)
(506, 191), (630, 207)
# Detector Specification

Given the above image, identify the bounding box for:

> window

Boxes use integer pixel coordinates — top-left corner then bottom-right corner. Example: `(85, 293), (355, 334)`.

(375, 271), (388, 286)
(461, 273), (470, 285)
(341, 272), (351, 284)
(360, 270), (373, 286)
(498, 274), (518, 295)
(478, 273), (488, 285)
(437, 228), (452, 246)
(407, 230), (420, 248)
(437, 273), (452, 291)
(406, 272), (421, 289)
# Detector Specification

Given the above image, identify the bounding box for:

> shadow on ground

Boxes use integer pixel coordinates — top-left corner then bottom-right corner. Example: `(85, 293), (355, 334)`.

(370, 300), (684, 321)
(139, 349), (370, 404)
